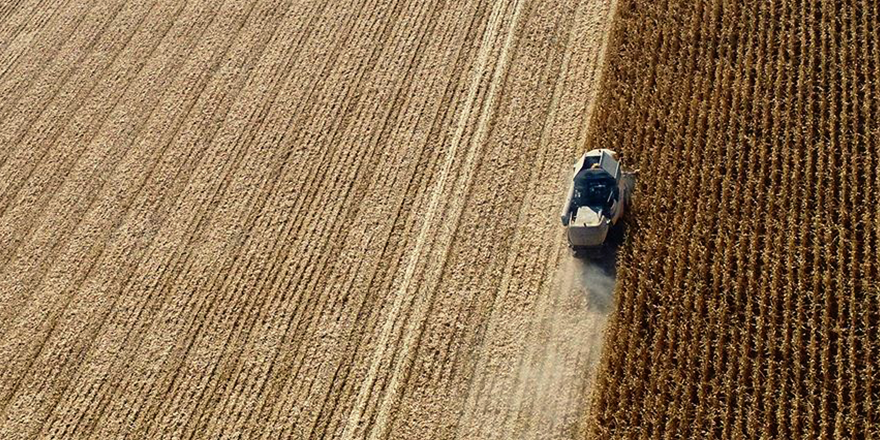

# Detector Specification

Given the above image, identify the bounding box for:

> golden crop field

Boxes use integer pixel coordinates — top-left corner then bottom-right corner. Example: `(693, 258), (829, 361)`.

(586, 0), (879, 438)
(0, 0), (617, 438)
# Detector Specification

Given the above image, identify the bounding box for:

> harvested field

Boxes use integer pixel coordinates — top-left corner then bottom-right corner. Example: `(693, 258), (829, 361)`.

(586, 0), (880, 438)
(0, 0), (615, 438)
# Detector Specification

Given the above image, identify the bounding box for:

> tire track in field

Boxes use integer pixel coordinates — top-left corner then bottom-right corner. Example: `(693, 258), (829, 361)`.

(183, 0), (436, 435)
(368, 1), (608, 438)
(215, 2), (491, 437)
(203, 2), (424, 427)
(266, 0), (453, 435)
(341, 1), (495, 432)
(285, 2), (493, 437)
(128, 0), (394, 431)
(459, 2), (615, 438)
(180, 1), (414, 433)
(341, 1), (527, 438)
(0, 0), (617, 437)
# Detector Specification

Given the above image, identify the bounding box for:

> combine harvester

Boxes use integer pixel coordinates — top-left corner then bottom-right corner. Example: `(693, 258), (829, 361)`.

(560, 149), (636, 257)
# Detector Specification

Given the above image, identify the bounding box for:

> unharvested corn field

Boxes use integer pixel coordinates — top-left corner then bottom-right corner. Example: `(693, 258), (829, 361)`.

(586, 0), (880, 438)
(0, 0), (617, 438)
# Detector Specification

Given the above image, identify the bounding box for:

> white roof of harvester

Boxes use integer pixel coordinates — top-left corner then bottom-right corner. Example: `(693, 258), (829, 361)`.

(574, 149), (621, 180)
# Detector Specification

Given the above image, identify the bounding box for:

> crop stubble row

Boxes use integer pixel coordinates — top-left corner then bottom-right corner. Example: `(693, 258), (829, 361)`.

(0, 0), (614, 438)
(586, 0), (879, 438)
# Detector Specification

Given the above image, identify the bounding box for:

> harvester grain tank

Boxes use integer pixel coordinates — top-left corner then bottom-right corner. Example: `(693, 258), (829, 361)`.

(560, 149), (636, 254)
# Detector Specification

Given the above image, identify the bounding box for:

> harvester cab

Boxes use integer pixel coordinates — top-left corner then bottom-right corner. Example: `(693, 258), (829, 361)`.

(560, 149), (636, 255)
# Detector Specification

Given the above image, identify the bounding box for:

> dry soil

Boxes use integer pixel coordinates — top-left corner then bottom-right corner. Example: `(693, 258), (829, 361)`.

(0, 0), (615, 438)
